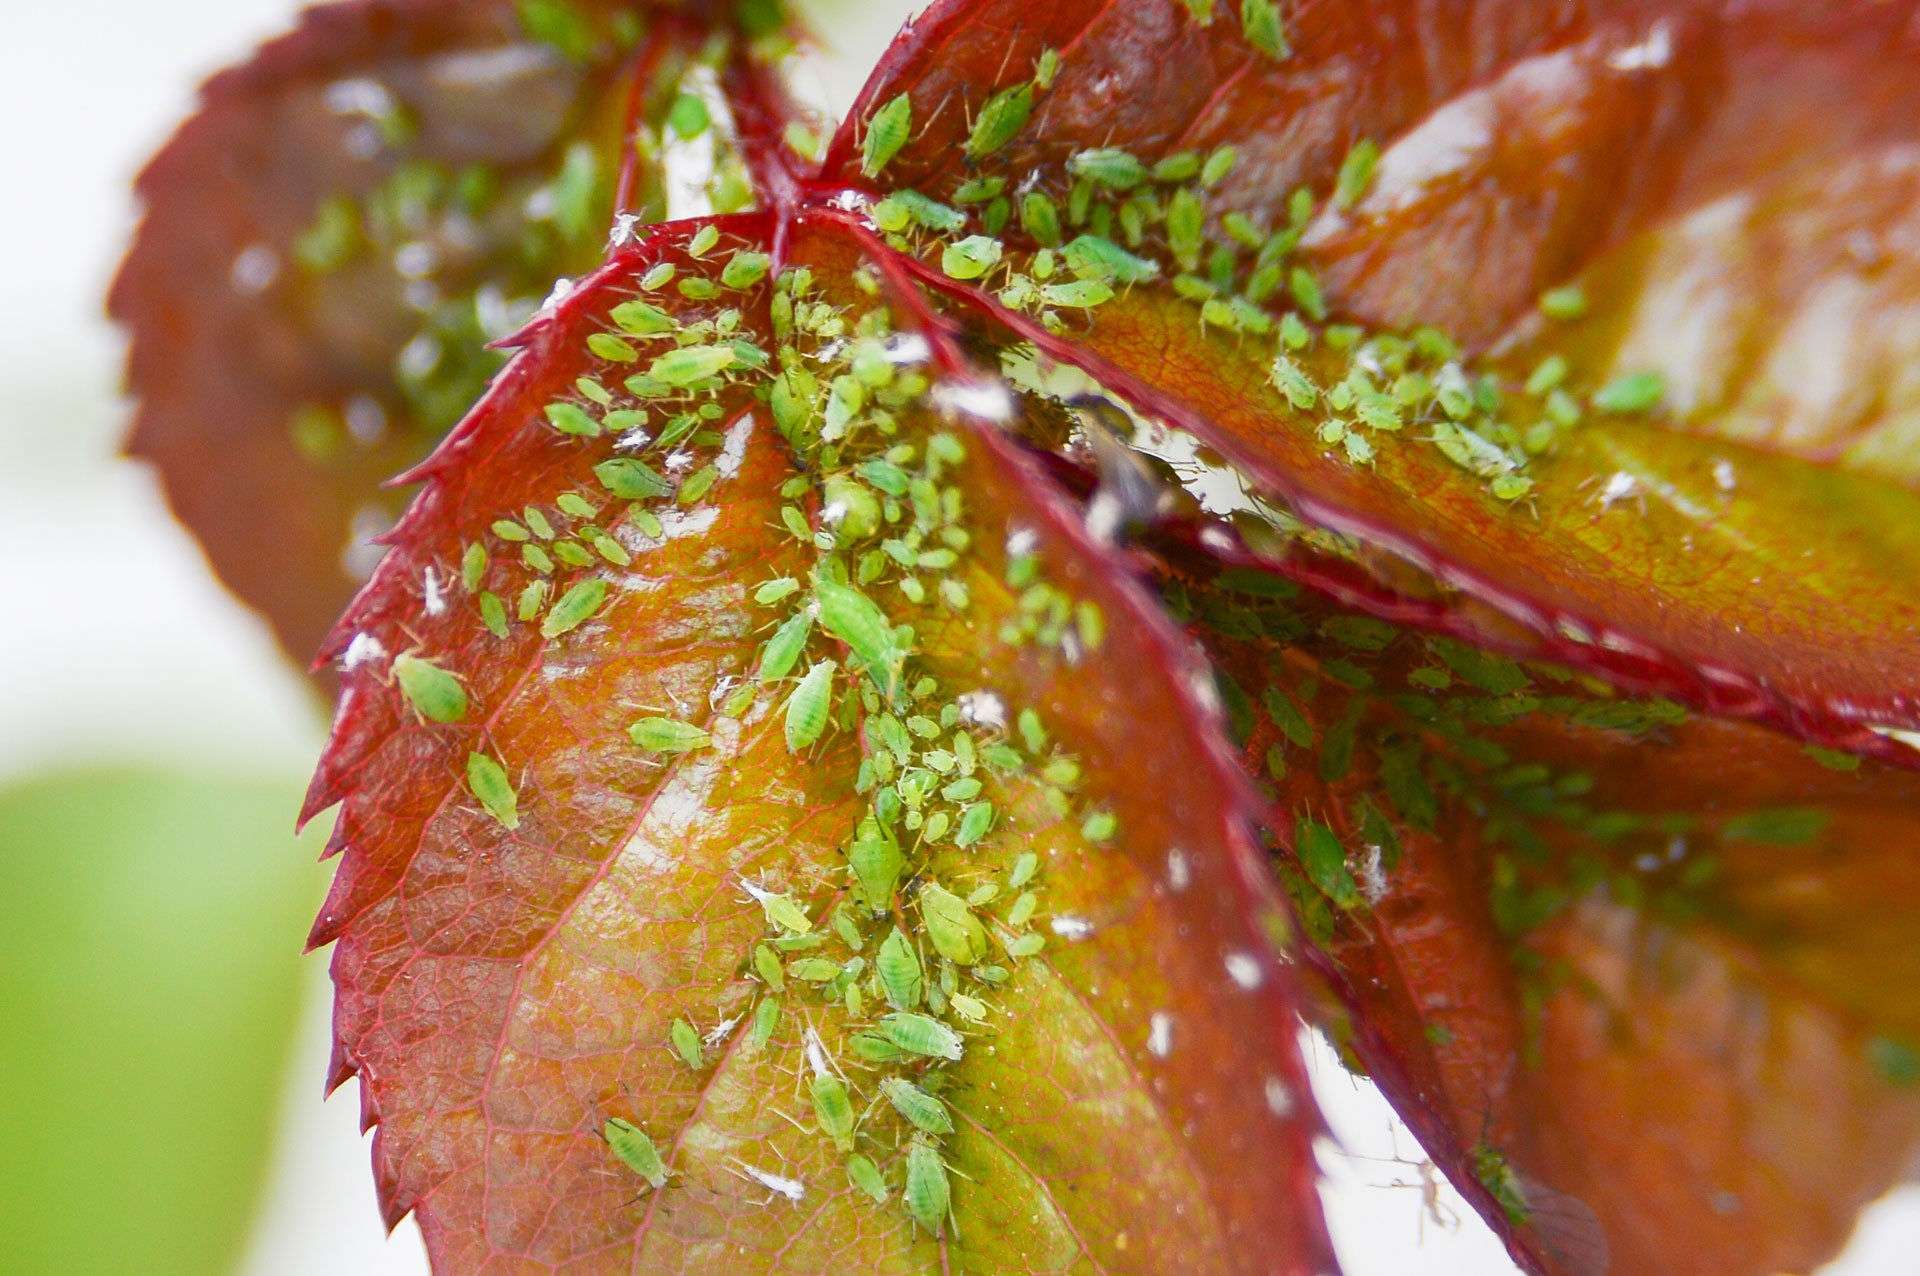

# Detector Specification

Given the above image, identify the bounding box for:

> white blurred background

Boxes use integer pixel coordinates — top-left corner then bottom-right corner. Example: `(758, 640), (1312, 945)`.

(1, 1), (1914, 1272)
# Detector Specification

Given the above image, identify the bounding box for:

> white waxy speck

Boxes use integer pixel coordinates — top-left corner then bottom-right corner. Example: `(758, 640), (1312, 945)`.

(1051, 914), (1095, 940)
(829, 189), (866, 212)
(1607, 20), (1673, 72)
(1147, 1011), (1175, 1058)
(1223, 952), (1264, 990)
(956, 689), (1007, 730)
(704, 1015), (742, 1047)
(423, 567), (446, 616)
(608, 212), (642, 249)
(1712, 459), (1736, 492)
(665, 449), (695, 474)
(539, 276), (574, 312)
(1357, 843), (1388, 904)
(1595, 470), (1640, 513)
(738, 1164), (806, 1202)
(1166, 848), (1193, 891)
(398, 334), (442, 380)
(340, 632), (388, 670)
(229, 244), (279, 295)
(1006, 525), (1039, 558)
(714, 415), (755, 478)
(805, 1026), (833, 1078)
(343, 505), (392, 580)
(820, 500), (848, 525)
(932, 378), (1015, 422)
(886, 332), (932, 366)
(1264, 1075), (1295, 1117)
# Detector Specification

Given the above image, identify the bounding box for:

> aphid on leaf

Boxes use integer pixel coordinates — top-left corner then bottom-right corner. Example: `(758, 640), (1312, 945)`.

(743, 878), (814, 934)
(688, 224), (720, 258)
(587, 332), (638, 363)
(750, 995), (780, 1050)
(1006, 891), (1037, 928)
(1033, 47), (1060, 90)
(785, 659), (836, 753)
(918, 881), (990, 965)
(759, 609), (815, 682)
(647, 344), (736, 387)
(545, 402), (600, 437)
(1334, 137), (1380, 209)
(953, 801), (994, 847)
(1067, 147), (1149, 190)
(460, 542), (488, 591)
(479, 592), (509, 639)
(1241, 0), (1292, 60)
(966, 83), (1035, 160)
(722, 250), (772, 289)
(810, 1074), (856, 1151)
(1061, 234), (1159, 284)
(628, 716), (712, 754)
(639, 261), (676, 291)
(1539, 284), (1588, 321)
(1201, 145), (1237, 188)
(881, 1012), (965, 1061)
(876, 926), (924, 1010)
(670, 1017), (704, 1069)
(610, 298), (674, 335)
(850, 818), (905, 911)
(466, 752), (519, 829)
(904, 1135), (951, 1235)
(813, 577), (905, 697)
(941, 235), (1004, 281)
(863, 93), (913, 177)
(602, 1117), (669, 1189)
(1592, 369), (1666, 415)
(1180, 0), (1216, 24)
(540, 577), (608, 638)
(881, 1076), (953, 1134)
(846, 1153), (888, 1203)
(1008, 851), (1039, 889)
(754, 942), (785, 991)
(392, 652), (468, 724)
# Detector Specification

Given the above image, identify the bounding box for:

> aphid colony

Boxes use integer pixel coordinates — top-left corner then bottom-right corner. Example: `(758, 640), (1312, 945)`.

(404, 236), (1120, 1236)
(860, 49), (1669, 509)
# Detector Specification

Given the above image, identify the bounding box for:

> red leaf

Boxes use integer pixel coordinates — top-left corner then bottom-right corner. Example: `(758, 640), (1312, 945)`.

(304, 225), (1334, 1273)
(819, 0), (1920, 760)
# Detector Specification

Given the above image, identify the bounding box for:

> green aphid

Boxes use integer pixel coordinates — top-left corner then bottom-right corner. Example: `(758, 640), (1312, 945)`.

(1592, 369), (1666, 415)
(754, 942), (785, 991)
(1038, 278), (1114, 309)
(789, 957), (841, 982)
(393, 652), (468, 724)
(810, 1074), (856, 1151)
(1154, 151), (1203, 183)
(627, 716), (712, 753)
(678, 464), (718, 505)
(540, 578), (608, 638)
(647, 344), (736, 386)
(466, 752), (520, 830)
(1241, 0), (1292, 59)
(1180, 0), (1216, 24)
(881, 1011), (965, 1061)
(587, 332), (638, 363)
(850, 1032), (905, 1064)
(742, 879), (813, 934)
(1490, 472), (1532, 501)
(610, 298), (674, 336)
(876, 926), (923, 1010)
(1006, 891), (1037, 928)
(461, 542), (488, 591)
(917, 880), (990, 966)
(941, 235), (1004, 281)
(851, 820), (905, 914)
(862, 92), (913, 177)
(1062, 234), (1160, 283)
(1525, 353), (1570, 397)
(667, 90), (710, 139)
(1201, 145), (1237, 188)
(881, 1076), (953, 1135)
(1067, 147), (1149, 190)
(687, 224), (720, 258)
(904, 1135), (951, 1235)
(522, 543), (555, 575)
(813, 576), (904, 697)
(953, 800), (994, 847)
(602, 1117), (669, 1189)
(556, 492), (596, 520)
(545, 402), (601, 437)
(517, 579), (549, 621)
(754, 577), (800, 605)
(759, 609), (814, 682)
(785, 659), (836, 753)
(1008, 851), (1039, 890)
(1167, 187), (1205, 268)
(594, 457), (671, 501)
(966, 83), (1035, 160)
(717, 249), (770, 289)
(479, 592), (509, 638)
(1471, 1143), (1532, 1226)
(846, 1153), (888, 1203)
(891, 189), (968, 232)
(1334, 137), (1380, 209)
(639, 261), (676, 291)
(750, 995), (780, 1050)
(1081, 809), (1119, 843)
(670, 1017), (704, 1069)
(1269, 355), (1319, 410)
(1289, 266), (1327, 321)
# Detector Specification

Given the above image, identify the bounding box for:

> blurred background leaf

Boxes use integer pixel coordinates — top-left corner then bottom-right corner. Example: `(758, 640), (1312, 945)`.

(0, 770), (324, 1276)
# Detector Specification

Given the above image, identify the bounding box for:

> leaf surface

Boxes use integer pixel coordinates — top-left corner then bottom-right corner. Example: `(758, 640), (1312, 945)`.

(1186, 568), (1920, 1276)
(111, 0), (725, 667)
(821, 0), (1920, 757)
(305, 226), (1332, 1274)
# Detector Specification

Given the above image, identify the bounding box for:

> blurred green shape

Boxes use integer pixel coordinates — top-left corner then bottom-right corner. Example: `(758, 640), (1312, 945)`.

(0, 768), (322, 1276)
